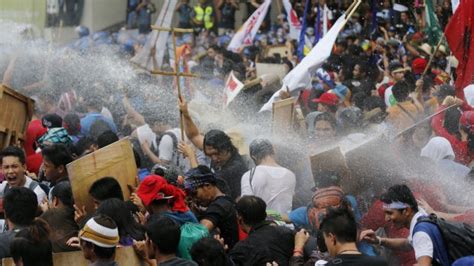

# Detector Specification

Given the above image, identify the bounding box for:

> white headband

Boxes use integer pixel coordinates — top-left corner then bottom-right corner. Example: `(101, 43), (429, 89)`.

(383, 201), (411, 210)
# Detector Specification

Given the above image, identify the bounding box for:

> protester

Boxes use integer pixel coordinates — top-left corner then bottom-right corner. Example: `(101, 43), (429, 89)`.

(0, 187), (38, 259)
(41, 143), (74, 196)
(229, 196), (294, 265)
(0, 146), (47, 203)
(184, 166), (239, 249)
(10, 218), (53, 266)
(241, 139), (296, 214)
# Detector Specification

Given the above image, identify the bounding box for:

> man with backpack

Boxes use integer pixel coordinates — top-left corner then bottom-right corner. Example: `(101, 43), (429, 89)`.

(360, 184), (474, 266)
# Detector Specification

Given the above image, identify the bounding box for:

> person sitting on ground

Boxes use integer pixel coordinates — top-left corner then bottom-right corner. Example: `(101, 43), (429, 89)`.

(0, 146), (47, 203)
(241, 139), (296, 214)
(135, 175), (198, 225)
(179, 97), (248, 200)
(0, 187), (39, 259)
(184, 166), (239, 249)
(134, 216), (198, 266)
(294, 207), (387, 266)
(96, 198), (145, 246)
(73, 215), (120, 266)
(10, 218), (53, 266)
(229, 196), (294, 265)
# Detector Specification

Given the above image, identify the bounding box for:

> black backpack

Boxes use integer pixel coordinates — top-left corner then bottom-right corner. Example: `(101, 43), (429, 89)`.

(417, 213), (474, 262)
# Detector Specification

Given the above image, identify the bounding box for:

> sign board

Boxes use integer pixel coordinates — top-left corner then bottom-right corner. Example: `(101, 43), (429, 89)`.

(272, 97), (295, 135)
(256, 63), (289, 81)
(309, 146), (350, 185)
(0, 84), (34, 149)
(67, 138), (138, 213)
(2, 246), (144, 266)
(264, 44), (292, 58)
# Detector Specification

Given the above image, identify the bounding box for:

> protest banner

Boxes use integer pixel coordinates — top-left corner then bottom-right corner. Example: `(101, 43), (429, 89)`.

(67, 138), (137, 213)
(272, 97), (295, 135)
(0, 84), (34, 149)
(309, 146), (350, 184)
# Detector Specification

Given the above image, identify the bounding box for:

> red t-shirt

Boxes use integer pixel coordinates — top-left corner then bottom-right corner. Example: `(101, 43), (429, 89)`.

(24, 119), (47, 156)
(360, 200), (417, 266)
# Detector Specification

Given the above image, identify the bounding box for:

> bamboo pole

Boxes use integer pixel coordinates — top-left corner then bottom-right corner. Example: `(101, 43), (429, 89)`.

(171, 30), (186, 141)
(422, 35), (445, 77)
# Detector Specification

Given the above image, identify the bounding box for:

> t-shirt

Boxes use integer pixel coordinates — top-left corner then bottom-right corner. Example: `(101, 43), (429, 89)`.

(80, 113), (117, 137)
(408, 210), (434, 261)
(178, 4), (193, 28)
(201, 195), (239, 249)
(219, 3), (236, 29)
(316, 254), (388, 266)
(384, 86), (397, 107)
(241, 165), (296, 214)
(0, 228), (23, 259)
(0, 176), (47, 204)
(213, 152), (248, 200)
(159, 257), (198, 266)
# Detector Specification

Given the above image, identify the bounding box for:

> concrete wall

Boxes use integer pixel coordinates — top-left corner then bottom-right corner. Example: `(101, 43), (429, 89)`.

(81, 0), (128, 32)
(0, 0), (47, 35)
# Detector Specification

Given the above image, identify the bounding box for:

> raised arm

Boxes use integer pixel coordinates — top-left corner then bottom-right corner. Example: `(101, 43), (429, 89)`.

(178, 96), (205, 150)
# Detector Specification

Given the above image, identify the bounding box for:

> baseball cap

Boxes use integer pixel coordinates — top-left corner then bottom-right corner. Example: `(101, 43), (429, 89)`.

(312, 92), (339, 106)
(136, 175), (174, 207)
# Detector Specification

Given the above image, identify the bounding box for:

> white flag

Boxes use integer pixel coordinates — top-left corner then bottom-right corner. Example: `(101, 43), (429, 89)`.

(282, 0), (302, 40)
(451, 0), (459, 13)
(227, 0), (271, 52)
(130, 0), (178, 71)
(223, 71), (244, 107)
(260, 14), (347, 112)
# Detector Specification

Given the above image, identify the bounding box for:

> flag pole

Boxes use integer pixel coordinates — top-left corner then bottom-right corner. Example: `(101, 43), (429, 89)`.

(422, 34), (445, 77)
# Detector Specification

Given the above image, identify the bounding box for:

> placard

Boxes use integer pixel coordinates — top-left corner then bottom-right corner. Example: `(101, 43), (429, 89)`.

(67, 138), (137, 213)
(272, 97), (295, 135)
(256, 63), (288, 81)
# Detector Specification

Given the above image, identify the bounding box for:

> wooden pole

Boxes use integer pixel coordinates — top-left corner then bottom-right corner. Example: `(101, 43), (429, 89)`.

(171, 30), (186, 141)
(422, 35), (445, 77)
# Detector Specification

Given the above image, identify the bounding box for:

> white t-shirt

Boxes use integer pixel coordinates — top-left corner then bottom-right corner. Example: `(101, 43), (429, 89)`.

(241, 165), (296, 214)
(384, 86), (397, 107)
(408, 210), (434, 261)
(0, 176), (47, 204)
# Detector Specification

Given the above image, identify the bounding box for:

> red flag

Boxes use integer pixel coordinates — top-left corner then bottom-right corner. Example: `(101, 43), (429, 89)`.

(444, 0), (474, 99)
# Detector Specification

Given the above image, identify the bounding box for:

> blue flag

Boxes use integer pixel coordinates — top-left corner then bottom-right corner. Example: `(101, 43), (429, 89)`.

(313, 4), (322, 46)
(297, 0), (310, 60)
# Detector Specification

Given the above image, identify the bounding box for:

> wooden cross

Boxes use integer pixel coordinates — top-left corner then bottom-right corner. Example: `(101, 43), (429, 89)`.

(149, 26), (197, 141)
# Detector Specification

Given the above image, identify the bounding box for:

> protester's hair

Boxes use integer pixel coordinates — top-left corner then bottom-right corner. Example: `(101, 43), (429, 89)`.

(4, 187), (38, 226)
(363, 96), (386, 112)
(97, 130), (119, 148)
(351, 92), (367, 111)
(89, 177), (124, 201)
(354, 62), (368, 78)
(84, 97), (102, 110)
(235, 196), (267, 226)
(319, 207), (357, 243)
(444, 107), (461, 137)
(63, 113), (81, 136)
(50, 181), (74, 208)
(41, 144), (73, 167)
(0, 146), (26, 165)
(190, 237), (227, 266)
(83, 215), (117, 259)
(96, 198), (145, 241)
(249, 138), (274, 162)
(203, 130), (238, 155)
(313, 112), (337, 130)
(10, 218), (53, 266)
(392, 80), (410, 102)
(146, 216), (181, 255)
(75, 137), (97, 156)
(380, 184), (419, 212)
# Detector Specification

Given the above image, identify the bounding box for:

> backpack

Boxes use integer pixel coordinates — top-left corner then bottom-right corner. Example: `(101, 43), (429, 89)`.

(307, 186), (345, 230)
(1, 179), (40, 198)
(415, 214), (474, 263)
(89, 118), (113, 140)
(154, 131), (180, 168)
(177, 223), (209, 259)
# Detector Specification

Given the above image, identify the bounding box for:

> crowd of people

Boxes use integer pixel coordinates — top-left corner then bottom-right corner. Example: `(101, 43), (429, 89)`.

(1, 0), (474, 265)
